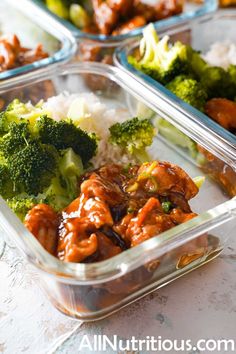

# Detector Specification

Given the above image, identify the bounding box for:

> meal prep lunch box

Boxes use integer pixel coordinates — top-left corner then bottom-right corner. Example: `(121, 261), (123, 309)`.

(30, 0), (217, 41)
(28, 0), (217, 65)
(0, 62), (235, 321)
(0, 0), (76, 81)
(115, 9), (236, 156)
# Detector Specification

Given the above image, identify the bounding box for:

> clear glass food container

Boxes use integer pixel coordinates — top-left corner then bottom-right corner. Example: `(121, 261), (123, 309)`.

(0, 0), (76, 81)
(0, 62), (235, 321)
(115, 9), (236, 198)
(29, 0), (217, 68)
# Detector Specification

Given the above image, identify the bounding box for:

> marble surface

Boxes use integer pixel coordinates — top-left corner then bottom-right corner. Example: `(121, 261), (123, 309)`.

(0, 234), (236, 354)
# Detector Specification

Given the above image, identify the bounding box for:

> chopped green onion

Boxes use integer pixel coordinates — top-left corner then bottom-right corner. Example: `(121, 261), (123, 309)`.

(126, 182), (139, 193)
(162, 201), (172, 213)
(137, 161), (157, 181)
(193, 176), (206, 189)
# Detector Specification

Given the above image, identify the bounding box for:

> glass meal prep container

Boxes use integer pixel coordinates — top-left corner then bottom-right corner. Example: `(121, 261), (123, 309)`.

(0, 62), (236, 322)
(115, 9), (236, 198)
(28, 0), (217, 67)
(0, 0), (76, 81)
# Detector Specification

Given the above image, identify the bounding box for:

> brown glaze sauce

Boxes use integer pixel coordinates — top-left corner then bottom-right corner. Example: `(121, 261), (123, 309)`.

(24, 161), (199, 263)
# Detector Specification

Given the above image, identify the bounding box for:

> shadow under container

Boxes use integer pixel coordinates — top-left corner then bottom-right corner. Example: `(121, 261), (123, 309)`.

(115, 9), (236, 198)
(0, 62), (236, 321)
(0, 0), (76, 108)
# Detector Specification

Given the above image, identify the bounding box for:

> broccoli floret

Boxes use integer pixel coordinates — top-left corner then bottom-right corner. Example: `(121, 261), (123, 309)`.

(1, 122), (31, 158)
(186, 46), (208, 79)
(109, 117), (155, 162)
(128, 24), (188, 84)
(59, 148), (83, 198)
(43, 148), (83, 211)
(228, 64), (236, 83)
(200, 66), (235, 100)
(8, 141), (58, 195)
(36, 115), (97, 165)
(0, 99), (24, 135)
(0, 164), (14, 199)
(6, 194), (44, 221)
(166, 75), (208, 111)
(0, 99), (48, 135)
(43, 176), (71, 211)
(228, 64), (236, 100)
(0, 100), (93, 213)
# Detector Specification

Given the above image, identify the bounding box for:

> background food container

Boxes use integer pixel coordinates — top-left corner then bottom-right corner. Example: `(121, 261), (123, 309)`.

(0, 62), (235, 321)
(0, 0), (76, 81)
(29, 0), (217, 65)
(219, 0), (236, 6)
(115, 9), (236, 197)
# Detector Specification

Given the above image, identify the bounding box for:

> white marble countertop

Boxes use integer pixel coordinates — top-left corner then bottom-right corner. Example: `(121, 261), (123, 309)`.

(0, 233), (235, 354)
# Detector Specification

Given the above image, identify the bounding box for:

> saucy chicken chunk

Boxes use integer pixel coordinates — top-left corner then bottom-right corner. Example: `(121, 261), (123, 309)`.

(0, 34), (48, 72)
(91, 0), (183, 35)
(205, 98), (236, 133)
(24, 204), (58, 255)
(25, 161), (199, 263)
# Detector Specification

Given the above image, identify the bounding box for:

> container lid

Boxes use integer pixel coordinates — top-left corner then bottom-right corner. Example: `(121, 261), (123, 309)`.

(30, 0), (217, 45)
(0, 0), (77, 80)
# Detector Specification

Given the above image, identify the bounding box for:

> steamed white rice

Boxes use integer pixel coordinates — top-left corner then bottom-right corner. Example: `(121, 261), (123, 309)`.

(203, 41), (236, 70)
(42, 92), (136, 168)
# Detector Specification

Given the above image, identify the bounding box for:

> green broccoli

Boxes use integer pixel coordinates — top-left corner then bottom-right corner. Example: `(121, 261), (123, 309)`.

(228, 64), (236, 82)
(228, 64), (236, 100)
(187, 50), (236, 99)
(166, 75), (208, 111)
(128, 24), (188, 84)
(43, 148), (83, 211)
(0, 98), (95, 214)
(6, 194), (44, 221)
(36, 115), (97, 165)
(0, 164), (14, 199)
(59, 148), (83, 198)
(109, 117), (155, 162)
(0, 99), (25, 135)
(200, 66), (235, 100)
(0, 99), (48, 135)
(8, 141), (58, 195)
(186, 46), (208, 79)
(1, 122), (31, 158)
(43, 176), (71, 211)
